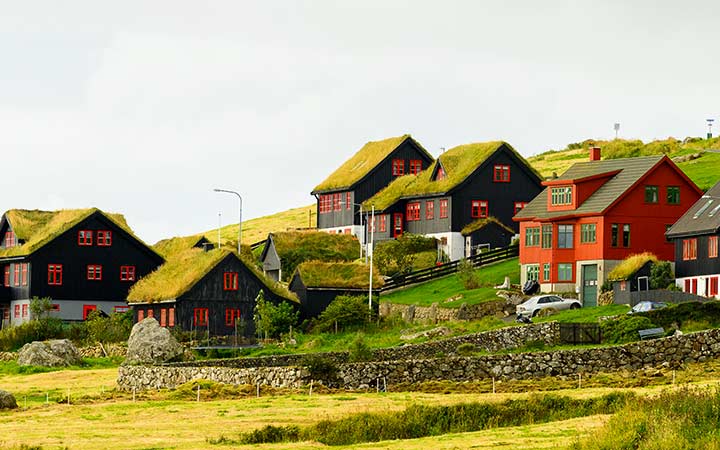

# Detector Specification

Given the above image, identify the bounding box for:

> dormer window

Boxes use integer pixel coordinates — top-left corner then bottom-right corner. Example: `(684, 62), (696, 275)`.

(3, 231), (15, 248)
(435, 166), (446, 181)
(551, 186), (573, 206)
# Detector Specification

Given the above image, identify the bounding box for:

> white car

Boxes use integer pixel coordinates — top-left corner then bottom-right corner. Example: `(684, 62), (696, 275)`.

(516, 295), (582, 318)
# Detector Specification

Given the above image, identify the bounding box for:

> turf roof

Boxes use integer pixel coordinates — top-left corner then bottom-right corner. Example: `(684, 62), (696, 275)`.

(607, 252), (658, 281)
(460, 216), (515, 236)
(153, 235), (212, 259)
(0, 208), (145, 258)
(295, 261), (384, 289)
(364, 141), (535, 211)
(312, 134), (430, 193)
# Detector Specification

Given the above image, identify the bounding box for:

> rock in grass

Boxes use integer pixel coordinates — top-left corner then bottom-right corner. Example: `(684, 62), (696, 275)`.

(0, 390), (17, 409)
(124, 318), (183, 365)
(17, 339), (82, 367)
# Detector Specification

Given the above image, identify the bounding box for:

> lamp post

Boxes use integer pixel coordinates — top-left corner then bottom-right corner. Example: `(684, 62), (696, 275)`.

(368, 205), (375, 312)
(213, 188), (243, 255)
(340, 201), (365, 259)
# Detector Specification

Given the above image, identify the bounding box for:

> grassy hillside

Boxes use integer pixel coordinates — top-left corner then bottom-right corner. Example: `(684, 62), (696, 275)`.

(529, 137), (720, 190)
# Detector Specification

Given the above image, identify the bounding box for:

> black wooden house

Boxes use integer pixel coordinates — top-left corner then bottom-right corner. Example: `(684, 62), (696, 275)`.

(666, 180), (720, 298)
(312, 134), (434, 238)
(0, 208), (164, 328)
(364, 141), (543, 261)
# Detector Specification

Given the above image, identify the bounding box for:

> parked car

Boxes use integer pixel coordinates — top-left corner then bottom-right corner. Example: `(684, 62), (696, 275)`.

(628, 301), (668, 314)
(516, 295), (581, 318)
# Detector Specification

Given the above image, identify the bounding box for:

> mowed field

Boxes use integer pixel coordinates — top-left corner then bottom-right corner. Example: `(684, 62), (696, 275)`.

(2, 365), (720, 450)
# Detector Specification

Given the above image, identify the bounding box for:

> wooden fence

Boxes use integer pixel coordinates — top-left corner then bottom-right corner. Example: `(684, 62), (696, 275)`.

(559, 323), (602, 345)
(380, 245), (519, 293)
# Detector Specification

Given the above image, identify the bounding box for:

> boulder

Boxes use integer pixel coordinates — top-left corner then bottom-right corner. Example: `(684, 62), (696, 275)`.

(17, 339), (82, 367)
(124, 318), (183, 365)
(0, 390), (17, 410)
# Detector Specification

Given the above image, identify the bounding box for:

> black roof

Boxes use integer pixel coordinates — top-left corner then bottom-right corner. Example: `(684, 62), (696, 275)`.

(666, 180), (720, 238)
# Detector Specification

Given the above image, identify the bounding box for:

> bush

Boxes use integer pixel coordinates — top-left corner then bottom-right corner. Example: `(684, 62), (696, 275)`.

(374, 233), (437, 276)
(0, 318), (65, 351)
(253, 290), (299, 340)
(650, 261), (673, 289)
(600, 315), (656, 344)
(348, 333), (373, 362)
(457, 259), (480, 290)
(84, 311), (133, 344)
(311, 295), (373, 333)
(302, 355), (339, 384)
(455, 343), (477, 356)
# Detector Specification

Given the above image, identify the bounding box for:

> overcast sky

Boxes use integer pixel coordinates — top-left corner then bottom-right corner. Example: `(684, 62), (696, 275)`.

(2, 1), (718, 244)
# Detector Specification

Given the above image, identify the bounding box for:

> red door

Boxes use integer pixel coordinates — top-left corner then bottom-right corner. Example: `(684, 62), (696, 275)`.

(393, 213), (404, 238)
(83, 304), (97, 320)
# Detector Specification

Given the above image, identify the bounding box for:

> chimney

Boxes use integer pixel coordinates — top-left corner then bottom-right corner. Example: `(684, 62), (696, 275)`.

(589, 146), (601, 161)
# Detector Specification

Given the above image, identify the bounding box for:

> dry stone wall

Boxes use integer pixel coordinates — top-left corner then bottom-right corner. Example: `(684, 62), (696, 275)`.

(119, 327), (720, 391)
(380, 300), (513, 323)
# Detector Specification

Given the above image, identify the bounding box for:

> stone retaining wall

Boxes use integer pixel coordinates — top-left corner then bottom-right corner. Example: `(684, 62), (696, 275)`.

(379, 300), (513, 323)
(118, 328), (720, 392)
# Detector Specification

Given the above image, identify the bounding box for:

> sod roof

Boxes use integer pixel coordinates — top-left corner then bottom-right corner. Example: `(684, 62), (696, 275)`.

(127, 245), (298, 304)
(460, 216), (515, 236)
(312, 134), (431, 193)
(262, 231), (358, 261)
(364, 141), (536, 211)
(0, 208), (147, 258)
(294, 261), (384, 289)
(153, 235), (212, 259)
(607, 252), (658, 281)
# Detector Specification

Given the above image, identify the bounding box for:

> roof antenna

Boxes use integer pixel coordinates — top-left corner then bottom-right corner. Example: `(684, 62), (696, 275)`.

(440, 147), (445, 155)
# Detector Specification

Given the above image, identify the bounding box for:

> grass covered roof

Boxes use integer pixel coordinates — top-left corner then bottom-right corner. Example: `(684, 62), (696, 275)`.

(607, 252), (659, 281)
(365, 141), (534, 211)
(0, 208), (142, 258)
(460, 216), (515, 236)
(295, 261), (384, 289)
(153, 235), (211, 259)
(267, 231), (359, 271)
(312, 134), (426, 193)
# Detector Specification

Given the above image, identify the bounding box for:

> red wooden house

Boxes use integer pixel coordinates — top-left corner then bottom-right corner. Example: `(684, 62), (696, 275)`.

(514, 149), (702, 306)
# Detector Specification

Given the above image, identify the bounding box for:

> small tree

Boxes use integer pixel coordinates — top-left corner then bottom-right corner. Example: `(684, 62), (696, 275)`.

(650, 261), (674, 290)
(253, 290), (299, 340)
(29, 296), (53, 321)
(312, 295), (373, 333)
(457, 259), (480, 290)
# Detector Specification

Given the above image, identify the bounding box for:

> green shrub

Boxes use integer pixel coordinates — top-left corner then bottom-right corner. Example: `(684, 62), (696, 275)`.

(0, 317), (65, 351)
(348, 333), (373, 362)
(457, 259), (480, 290)
(311, 295), (373, 333)
(455, 343), (477, 356)
(84, 311), (133, 344)
(253, 290), (299, 339)
(240, 425), (300, 444)
(600, 315), (656, 344)
(650, 261), (673, 289)
(374, 233), (436, 276)
(302, 355), (339, 384)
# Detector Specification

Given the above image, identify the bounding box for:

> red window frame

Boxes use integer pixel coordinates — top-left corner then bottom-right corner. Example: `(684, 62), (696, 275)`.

(87, 264), (103, 281)
(682, 238), (697, 261)
(3, 266), (9, 287)
(78, 230), (93, 246)
(439, 199), (448, 218)
(146, 309), (154, 319)
(471, 200), (489, 219)
(4, 231), (15, 248)
(709, 277), (719, 297)
(194, 308), (208, 326)
(97, 230), (112, 246)
(426, 201), (434, 220)
(514, 202), (528, 214)
(392, 159), (405, 176)
(223, 272), (239, 291)
(21, 304), (28, 318)
(168, 307), (175, 327)
(48, 264), (63, 286)
(333, 193), (342, 211)
(225, 308), (242, 326)
(409, 159), (422, 175)
(13, 264), (20, 286)
(21, 263), (27, 286)
(406, 202), (421, 221)
(709, 236), (719, 259)
(345, 192), (351, 210)
(14, 304), (20, 318)
(160, 308), (167, 327)
(120, 265), (136, 281)
(493, 165), (510, 182)
(435, 166), (446, 181)
(137, 309), (145, 321)
(376, 215), (387, 233)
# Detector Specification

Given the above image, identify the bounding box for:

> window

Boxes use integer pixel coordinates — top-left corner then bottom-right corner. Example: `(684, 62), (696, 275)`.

(514, 202), (527, 214)
(87, 265), (103, 281)
(558, 263), (573, 281)
(541, 225), (553, 248)
(525, 227), (540, 247)
(13, 264), (20, 286)
(426, 201), (434, 220)
(224, 272), (239, 290)
(147, 309), (154, 319)
(168, 308), (175, 327)
(319, 194), (332, 214)
(3, 266), (9, 287)
(709, 277), (719, 297)
(526, 265), (539, 281)
(471, 200), (489, 219)
(682, 238), (697, 261)
(137, 309), (144, 321)
(435, 166), (446, 180)
(406, 202), (420, 221)
(48, 264), (62, 286)
(160, 308), (167, 327)
(376, 215), (387, 233)
(97, 230), (112, 246)
(21, 263), (28, 286)
(409, 159), (422, 175)
(611, 224), (619, 247)
(193, 308), (208, 326)
(4, 231), (15, 248)
(580, 224), (596, 243)
(14, 305), (20, 318)
(543, 263), (550, 281)
(22, 304), (28, 318)
(392, 159), (405, 176)
(78, 230), (93, 246)
(709, 236), (719, 259)
(557, 224), (574, 249)
(120, 266), (136, 281)
(439, 199), (448, 218)
(225, 308), (242, 326)
(493, 165), (510, 182)
(345, 192), (351, 210)
(333, 193), (342, 211)
(113, 305), (128, 313)
(550, 186), (573, 205)
(622, 224), (631, 247)
(645, 185), (659, 203)
(667, 186), (680, 204)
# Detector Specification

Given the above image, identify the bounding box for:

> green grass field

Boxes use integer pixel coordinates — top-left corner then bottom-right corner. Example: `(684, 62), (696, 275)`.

(381, 258), (520, 307)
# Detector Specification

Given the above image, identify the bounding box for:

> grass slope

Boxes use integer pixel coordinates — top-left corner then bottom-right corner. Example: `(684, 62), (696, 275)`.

(381, 258), (520, 308)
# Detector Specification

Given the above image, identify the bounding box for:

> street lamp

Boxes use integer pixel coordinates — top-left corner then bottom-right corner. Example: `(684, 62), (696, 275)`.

(213, 188), (243, 255)
(340, 200), (375, 311)
(339, 201), (365, 260)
